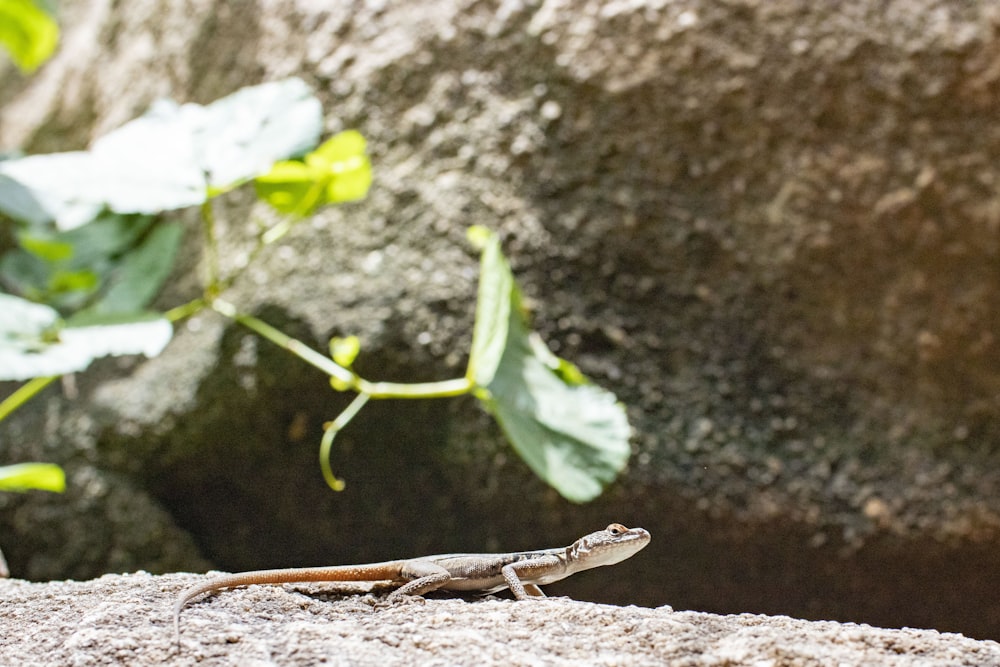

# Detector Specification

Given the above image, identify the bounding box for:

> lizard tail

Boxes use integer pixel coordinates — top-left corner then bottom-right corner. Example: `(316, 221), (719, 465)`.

(172, 564), (402, 644)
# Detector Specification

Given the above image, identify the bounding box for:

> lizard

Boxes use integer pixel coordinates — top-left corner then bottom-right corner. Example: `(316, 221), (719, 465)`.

(172, 522), (650, 642)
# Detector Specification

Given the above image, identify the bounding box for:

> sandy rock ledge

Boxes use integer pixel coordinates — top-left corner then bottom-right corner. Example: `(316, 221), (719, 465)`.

(0, 573), (997, 666)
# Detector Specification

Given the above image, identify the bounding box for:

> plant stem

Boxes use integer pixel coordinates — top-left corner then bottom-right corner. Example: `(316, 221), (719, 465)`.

(211, 298), (473, 398)
(0, 376), (58, 422)
(260, 179), (325, 246)
(210, 296), (473, 491)
(200, 199), (222, 298)
(359, 376), (472, 398)
(260, 217), (296, 246)
(163, 297), (207, 323)
(319, 391), (370, 491)
(212, 298), (356, 386)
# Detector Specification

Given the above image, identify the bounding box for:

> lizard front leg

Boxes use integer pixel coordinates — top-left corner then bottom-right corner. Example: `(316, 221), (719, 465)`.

(501, 555), (562, 600)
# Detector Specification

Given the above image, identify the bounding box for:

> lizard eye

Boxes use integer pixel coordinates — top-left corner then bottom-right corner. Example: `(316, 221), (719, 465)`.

(607, 523), (628, 535)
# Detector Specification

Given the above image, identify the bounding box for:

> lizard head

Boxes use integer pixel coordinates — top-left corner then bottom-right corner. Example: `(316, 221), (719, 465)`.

(566, 523), (651, 570)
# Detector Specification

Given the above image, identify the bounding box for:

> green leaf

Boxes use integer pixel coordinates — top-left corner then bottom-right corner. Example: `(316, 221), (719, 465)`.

(0, 214), (156, 312)
(254, 160), (323, 215)
(308, 130), (368, 167)
(327, 335), (360, 392)
(255, 130), (372, 215)
(528, 332), (587, 385)
(326, 160), (372, 203)
(57, 214), (152, 265)
(0, 151), (106, 228)
(47, 268), (99, 294)
(0, 463), (65, 492)
(465, 226), (512, 387)
(87, 221), (183, 314)
(0, 290), (59, 341)
(0, 247), (48, 298)
(0, 78), (323, 229)
(0, 293), (172, 380)
(0, 0), (59, 73)
(467, 227), (631, 503)
(477, 307), (631, 503)
(309, 130), (372, 203)
(190, 78), (323, 189)
(18, 233), (73, 262)
(329, 335), (360, 368)
(62, 309), (163, 327)
(0, 172), (50, 224)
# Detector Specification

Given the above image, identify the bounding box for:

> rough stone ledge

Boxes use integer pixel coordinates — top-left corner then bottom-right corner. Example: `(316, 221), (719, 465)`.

(1, 572), (996, 666)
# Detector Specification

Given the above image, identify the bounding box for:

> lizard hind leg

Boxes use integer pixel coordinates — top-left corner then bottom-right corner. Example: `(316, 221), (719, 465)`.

(388, 561), (453, 598)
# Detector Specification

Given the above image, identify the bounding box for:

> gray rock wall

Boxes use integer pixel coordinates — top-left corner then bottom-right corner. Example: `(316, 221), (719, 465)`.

(3, 0), (1000, 640)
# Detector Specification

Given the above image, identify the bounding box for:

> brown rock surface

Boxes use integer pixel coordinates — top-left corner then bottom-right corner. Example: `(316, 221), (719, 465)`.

(3, 573), (999, 666)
